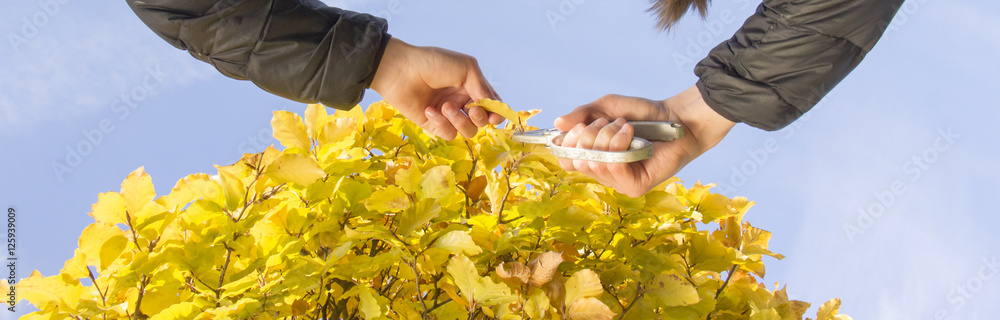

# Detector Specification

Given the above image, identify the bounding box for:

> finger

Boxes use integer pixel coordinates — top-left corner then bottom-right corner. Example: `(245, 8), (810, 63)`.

(488, 113), (505, 126)
(558, 123), (587, 171)
(554, 105), (595, 132)
(424, 107), (458, 140)
(610, 121), (633, 151)
(466, 105), (490, 127)
(463, 60), (498, 101)
(599, 122), (635, 187)
(442, 101), (478, 138)
(587, 118), (627, 177)
(592, 118), (626, 152)
(573, 118), (609, 173)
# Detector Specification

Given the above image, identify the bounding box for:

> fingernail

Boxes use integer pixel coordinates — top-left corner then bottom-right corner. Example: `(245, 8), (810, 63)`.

(444, 106), (458, 117)
(425, 108), (437, 118)
(470, 107), (485, 120)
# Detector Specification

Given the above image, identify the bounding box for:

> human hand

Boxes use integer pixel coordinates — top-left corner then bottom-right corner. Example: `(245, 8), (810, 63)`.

(370, 38), (504, 140)
(553, 86), (736, 197)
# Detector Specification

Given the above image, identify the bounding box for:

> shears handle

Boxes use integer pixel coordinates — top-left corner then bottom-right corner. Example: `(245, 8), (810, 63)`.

(516, 121), (684, 163)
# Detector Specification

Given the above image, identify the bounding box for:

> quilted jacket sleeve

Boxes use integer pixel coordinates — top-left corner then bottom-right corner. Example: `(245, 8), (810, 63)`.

(695, 0), (903, 131)
(126, 0), (390, 110)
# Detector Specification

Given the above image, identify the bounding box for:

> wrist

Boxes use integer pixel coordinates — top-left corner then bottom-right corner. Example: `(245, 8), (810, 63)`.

(664, 85), (735, 153)
(370, 37), (412, 96)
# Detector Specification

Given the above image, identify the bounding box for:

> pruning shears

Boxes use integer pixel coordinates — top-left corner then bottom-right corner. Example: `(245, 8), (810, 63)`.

(512, 121), (684, 163)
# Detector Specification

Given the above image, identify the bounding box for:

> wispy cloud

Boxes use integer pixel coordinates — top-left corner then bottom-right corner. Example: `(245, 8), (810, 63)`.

(0, 6), (214, 133)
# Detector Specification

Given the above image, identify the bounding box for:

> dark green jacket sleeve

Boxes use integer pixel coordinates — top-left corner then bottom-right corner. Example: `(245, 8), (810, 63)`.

(695, 0), (902, 131)
(126, 0), (389, 110)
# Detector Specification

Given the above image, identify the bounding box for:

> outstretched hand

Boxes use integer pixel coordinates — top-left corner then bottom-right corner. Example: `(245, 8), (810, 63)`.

(370, 38), (505, 140)
(554, 86), (736, 197)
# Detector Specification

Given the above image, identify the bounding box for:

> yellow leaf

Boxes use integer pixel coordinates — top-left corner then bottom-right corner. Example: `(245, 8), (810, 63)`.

(751, 308), (781, 320)
(265, 153), (326, 186)
(271, 110), (312, 151)
(529, 251), (563, 287)
(447, 254), (479, 305)
(524, 287), (551, 319)
(473, 275), (513, 307)
(397, 199), (441, 235)
(214, 163), (247, 211)
(365, 186), (409, 212)
(419, 165), (456, 199)
(98, 234), (128, 270)
(566, 297), (615, 320)
(815, 298), (851, 320)
(320, 116), (358, 147)
(467, 99), (519, 124)
(304, 104), (328, 140)
(78, 223), (128, 269)
(650, 274), (700, 307)
(60, 249), (89, 279)
(699, 193), (737, 222)
(140, 285), (184, 316)
(292, 299), (310, 316)
(150, 302), (200, 320)
(16, 270), (57, 308)
(394, 165), (421, 195)
(121, 166), (155, 215)
(88, 192), (127, 225)
(434, 230), (483, 256)
(441, 282), (469, 309)
(171, 173), (224, 205)
(358, 286), (382, 319)
(564, 269), (603, 306)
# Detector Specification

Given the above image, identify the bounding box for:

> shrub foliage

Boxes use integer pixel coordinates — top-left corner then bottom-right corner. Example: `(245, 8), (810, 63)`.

(15, 102), (851, 319)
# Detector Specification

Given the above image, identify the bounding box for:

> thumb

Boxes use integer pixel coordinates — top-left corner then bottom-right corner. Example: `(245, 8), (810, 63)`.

(554, 106), (594, 132)
(464, 68), (498, 102)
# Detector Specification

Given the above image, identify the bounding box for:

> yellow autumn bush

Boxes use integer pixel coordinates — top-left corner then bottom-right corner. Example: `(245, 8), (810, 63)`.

(15, 101), (851, 319)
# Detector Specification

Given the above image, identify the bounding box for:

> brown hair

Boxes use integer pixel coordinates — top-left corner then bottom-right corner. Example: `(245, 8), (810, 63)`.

(649, 0), (711, 30)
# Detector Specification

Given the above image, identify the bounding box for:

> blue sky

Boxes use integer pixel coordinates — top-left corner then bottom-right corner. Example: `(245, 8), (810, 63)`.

(1, 0), (998, 318)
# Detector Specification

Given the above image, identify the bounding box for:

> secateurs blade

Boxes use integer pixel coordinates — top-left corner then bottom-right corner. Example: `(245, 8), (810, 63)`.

(512, 121), (684, 163)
